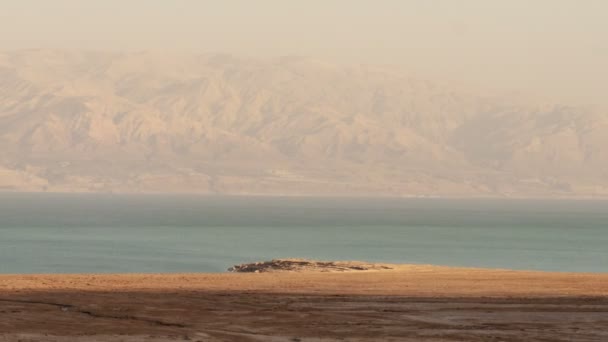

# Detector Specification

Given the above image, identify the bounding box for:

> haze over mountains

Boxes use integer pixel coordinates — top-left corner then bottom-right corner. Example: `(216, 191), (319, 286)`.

(1, 50), (607, 197)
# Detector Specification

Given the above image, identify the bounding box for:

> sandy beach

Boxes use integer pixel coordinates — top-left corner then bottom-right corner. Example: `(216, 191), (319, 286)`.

(1, 264), (607, 341)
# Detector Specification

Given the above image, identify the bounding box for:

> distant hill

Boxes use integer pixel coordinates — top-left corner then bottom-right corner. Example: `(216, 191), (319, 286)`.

(1, 50), (607, 197)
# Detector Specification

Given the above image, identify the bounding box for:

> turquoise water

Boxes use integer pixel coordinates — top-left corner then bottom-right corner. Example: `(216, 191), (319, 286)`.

(0, 194), (607, 274)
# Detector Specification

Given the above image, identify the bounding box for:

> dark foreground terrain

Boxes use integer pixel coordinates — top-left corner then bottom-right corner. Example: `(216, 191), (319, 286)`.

(1, 264), (607, 341)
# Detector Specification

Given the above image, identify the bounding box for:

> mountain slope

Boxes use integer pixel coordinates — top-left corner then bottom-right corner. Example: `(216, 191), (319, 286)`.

(0, 50), (606, 197)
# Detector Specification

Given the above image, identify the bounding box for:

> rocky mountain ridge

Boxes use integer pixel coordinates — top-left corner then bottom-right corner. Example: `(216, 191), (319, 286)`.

(1, 50), (607, 197)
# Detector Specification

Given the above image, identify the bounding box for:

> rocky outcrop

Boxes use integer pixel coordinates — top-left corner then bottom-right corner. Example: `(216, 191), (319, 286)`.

(228, 259), (393, 273)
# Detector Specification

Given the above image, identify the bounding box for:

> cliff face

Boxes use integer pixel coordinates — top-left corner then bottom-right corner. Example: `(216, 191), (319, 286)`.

(1, 50), (607, 197)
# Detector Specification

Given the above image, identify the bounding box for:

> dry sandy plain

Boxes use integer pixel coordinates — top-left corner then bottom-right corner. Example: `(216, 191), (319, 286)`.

(1, 264), (607, 341)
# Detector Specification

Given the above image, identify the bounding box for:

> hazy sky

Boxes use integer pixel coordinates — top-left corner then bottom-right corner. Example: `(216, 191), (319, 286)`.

(1, 0), (607, 107)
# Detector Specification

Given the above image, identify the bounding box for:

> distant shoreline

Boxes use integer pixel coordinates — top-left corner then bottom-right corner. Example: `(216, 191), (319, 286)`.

(2, 190), (608, 201)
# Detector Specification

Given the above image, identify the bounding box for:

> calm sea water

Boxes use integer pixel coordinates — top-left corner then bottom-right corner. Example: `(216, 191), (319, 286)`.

(0, 193), (607, 274)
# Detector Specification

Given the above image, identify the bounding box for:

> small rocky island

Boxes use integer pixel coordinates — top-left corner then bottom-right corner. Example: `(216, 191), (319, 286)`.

(228, 258), (394, 273)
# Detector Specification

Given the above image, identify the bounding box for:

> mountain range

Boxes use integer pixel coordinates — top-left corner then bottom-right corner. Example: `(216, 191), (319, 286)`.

(1, 50), (607, 197)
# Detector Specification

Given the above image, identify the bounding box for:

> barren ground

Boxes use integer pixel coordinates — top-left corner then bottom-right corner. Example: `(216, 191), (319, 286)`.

(1, 264), (607, 341)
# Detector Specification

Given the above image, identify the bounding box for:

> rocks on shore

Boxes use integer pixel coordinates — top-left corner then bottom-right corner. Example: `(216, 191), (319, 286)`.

(228, 259), (393, 273)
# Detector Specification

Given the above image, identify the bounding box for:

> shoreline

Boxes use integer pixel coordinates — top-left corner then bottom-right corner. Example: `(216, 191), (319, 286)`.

(3, 264), (608, 276)
(3, 264), (607, 297)
(3, 190), (608, 200)
(3, 265), (608, 276)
